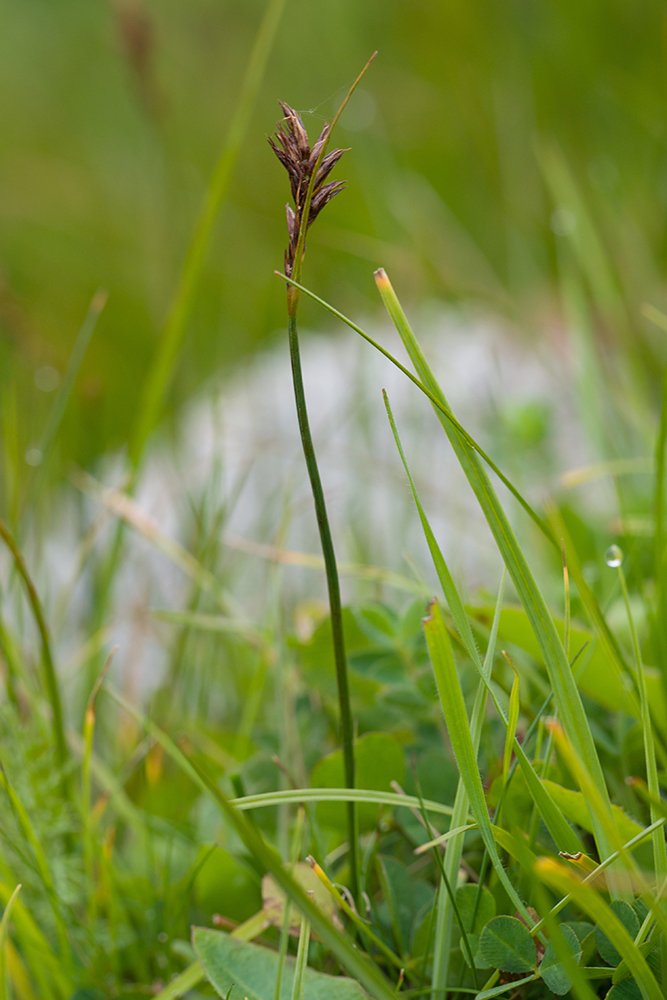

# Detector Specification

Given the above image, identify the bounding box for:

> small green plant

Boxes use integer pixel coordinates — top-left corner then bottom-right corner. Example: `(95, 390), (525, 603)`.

(3, 39), (667, 1000)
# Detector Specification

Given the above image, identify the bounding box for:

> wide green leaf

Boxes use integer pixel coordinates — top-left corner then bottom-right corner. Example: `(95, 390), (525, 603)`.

(539, 923), (582, 995)
(595, 901), (640, 967)
(469, 605), (633, 717)
(310, 732), (405, 830)
(192, 928), (367, 1000)
(478, 916), (537, 973)
(606, 980), (642, 1000)
(455, 884), (496, 934)
(540, 779), (643, 844)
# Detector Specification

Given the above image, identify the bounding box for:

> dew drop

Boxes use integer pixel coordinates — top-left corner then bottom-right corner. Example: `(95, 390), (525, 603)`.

(24, 448), (42, 467)
(605, 544), (623, 568)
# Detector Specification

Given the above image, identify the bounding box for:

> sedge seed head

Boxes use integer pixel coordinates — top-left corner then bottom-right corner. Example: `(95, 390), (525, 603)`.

(269, 102), (347, 276)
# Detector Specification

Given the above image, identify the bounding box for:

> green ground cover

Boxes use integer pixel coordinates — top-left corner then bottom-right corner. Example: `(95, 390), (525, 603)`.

(1, 2), (667, 998)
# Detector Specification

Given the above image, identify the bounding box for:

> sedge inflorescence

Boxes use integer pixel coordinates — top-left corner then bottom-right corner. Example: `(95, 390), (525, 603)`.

(268, 102), (347, 276)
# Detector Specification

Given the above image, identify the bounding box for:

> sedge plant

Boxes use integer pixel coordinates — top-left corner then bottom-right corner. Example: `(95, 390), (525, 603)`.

(268, 54), (377, 904)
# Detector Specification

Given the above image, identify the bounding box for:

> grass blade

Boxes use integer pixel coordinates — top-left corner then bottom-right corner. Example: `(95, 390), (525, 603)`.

(183, 754), (399, 1000)
(0, 884), (21, 1000)
(535, 858), (662, 1000)
(291, 908), (311, 1000)
(422, 599), (533, 925)
(382, 392), (581, 853)
(27, 288), (107, 504)
(503, 659), (520, 784)
(374, 267), (615, 866)
(277, 271), (555, 545)
(0, 520), (67, 771)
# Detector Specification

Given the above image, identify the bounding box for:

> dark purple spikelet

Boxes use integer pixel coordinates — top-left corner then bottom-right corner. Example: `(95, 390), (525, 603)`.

(269, 102), (347, 276)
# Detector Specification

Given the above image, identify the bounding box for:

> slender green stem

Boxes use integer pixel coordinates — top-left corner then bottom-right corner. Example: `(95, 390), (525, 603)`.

(0, 518), (67, 770)
(286, 311), (358, 902)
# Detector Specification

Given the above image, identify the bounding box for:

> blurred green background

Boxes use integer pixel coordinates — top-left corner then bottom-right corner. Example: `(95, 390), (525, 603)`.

(1, 0), (665, 471)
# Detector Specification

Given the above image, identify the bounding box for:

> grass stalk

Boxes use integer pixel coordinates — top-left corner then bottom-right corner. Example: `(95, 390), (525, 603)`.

(285, 309), (358, 901)
(277, 59), (376, 905)
(0, 518), (67, 771)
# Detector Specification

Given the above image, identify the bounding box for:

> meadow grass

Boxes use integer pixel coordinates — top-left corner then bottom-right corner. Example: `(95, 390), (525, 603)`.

(1, 10), (667, 1000)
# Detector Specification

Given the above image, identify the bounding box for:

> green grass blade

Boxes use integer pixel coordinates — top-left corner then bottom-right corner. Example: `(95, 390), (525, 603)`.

(28, 289), (107, 500)
(374, 267), (615, 866)
(0, 884), (21, 1000)
(151, 962), (205, 1000)
(616, 560), (667, 885)
(129, 0), (287, 467)
(654, 361), (667, 670)
(0, 520), (68, 771)
(535, 858), (662, 1000)
(503, 664), (520, 784)
(383, 391), (581, 852)
(184, 755), (399, 1000)
(0, 881), (67, 1000)
(278, 271), (555, 545)
(0, 772), (73, 979)
(382, 389), (480, 662)
(291, 910), (311, 1000)
(423, 599), (533, 925)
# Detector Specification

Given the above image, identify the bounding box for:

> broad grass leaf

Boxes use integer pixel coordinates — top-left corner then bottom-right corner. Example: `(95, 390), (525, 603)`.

(478, 916), (536, 973)
(310, 732), (405, 830)
(455, 884), (496, 933)
(192, 927), (367, 1000)
(539, 923), (581, 995)
(595, 901), (640, 967)
(375, 271), (615, 862)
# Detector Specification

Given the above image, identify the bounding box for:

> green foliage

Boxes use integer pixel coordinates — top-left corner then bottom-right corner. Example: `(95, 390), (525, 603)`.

(310, 732), (405, 830)
(2, 6), (667, 999)
(538, 924), (581, 996)
(193, 928), (367, 1000)
(478, 916), (536, 974)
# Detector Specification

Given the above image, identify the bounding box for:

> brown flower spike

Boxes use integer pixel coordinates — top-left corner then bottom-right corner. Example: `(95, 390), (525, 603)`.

(269, 102), (347, 277)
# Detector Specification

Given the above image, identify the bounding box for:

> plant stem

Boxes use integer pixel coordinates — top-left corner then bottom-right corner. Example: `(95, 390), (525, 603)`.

(286, 308), (358, 902)
(0, 517), (67, 771)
